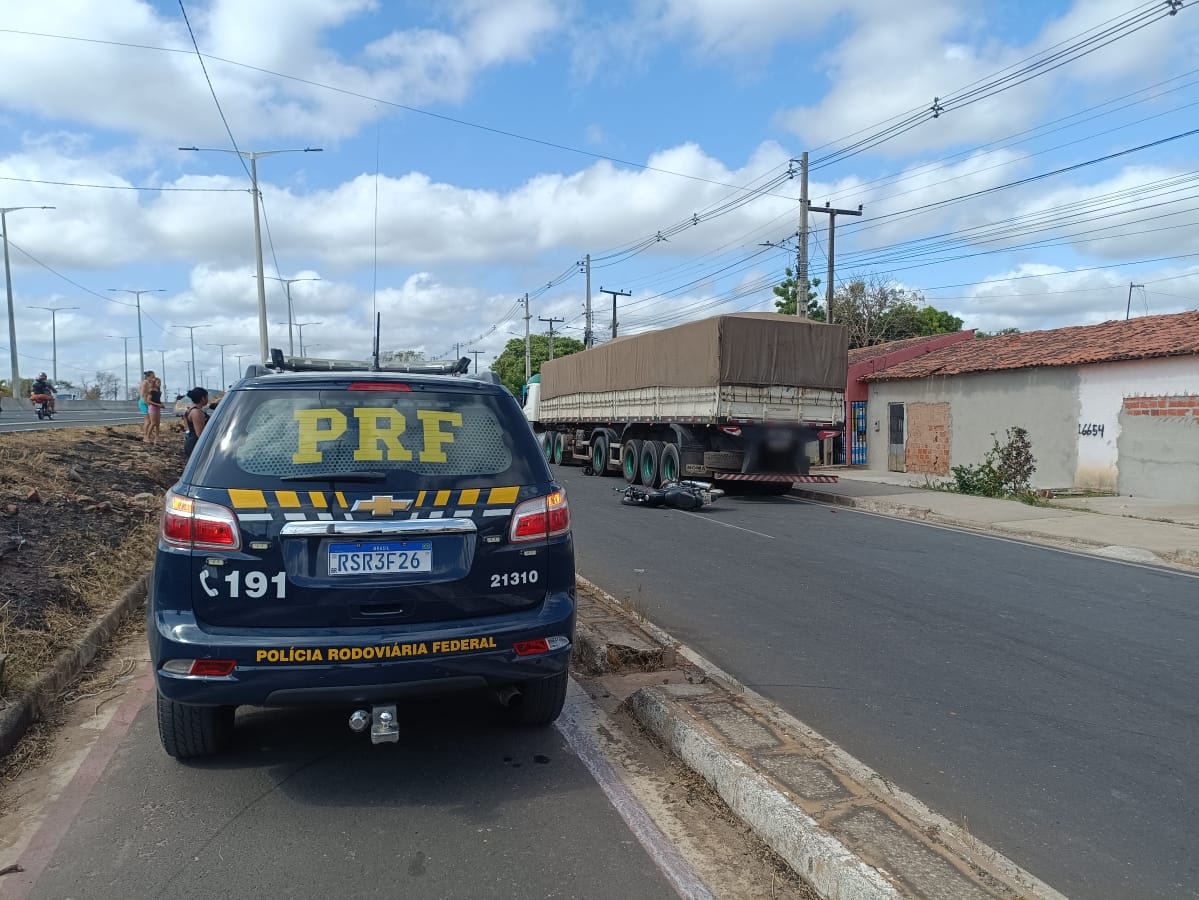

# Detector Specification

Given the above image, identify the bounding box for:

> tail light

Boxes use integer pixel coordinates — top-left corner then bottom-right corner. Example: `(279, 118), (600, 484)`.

(509, 489), (570, 543)
(161, 490), (242, 551)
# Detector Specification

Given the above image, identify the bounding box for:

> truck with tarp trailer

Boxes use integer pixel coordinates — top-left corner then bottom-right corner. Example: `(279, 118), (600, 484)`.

(522, 312), (847, 491)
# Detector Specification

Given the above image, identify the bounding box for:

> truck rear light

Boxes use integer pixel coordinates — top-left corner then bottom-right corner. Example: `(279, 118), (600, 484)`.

(161, 491), (242, 551)
(509, 490), (570, 543)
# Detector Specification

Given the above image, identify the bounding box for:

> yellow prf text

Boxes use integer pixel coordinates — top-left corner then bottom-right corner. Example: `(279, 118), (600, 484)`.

(292, 408), (464, 464)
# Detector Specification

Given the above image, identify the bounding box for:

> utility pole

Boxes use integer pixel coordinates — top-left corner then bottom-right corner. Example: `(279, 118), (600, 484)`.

(294, 321), (321, 357)
(109, 335), (134, 400)
(172, 323), (210, 390)
(234, 353), (249, 379)
(468, 349), (483, 373)
(600, 287), (631, 339)
(582, 254), (593, 347)
(1125, 282), (1145, 320)
(2, 206), (55, 397)
(264, 275), (320, 356)
(807, 202), (863, 324)
(148, 349), (168, 399)
(26, 304), (79, 381)
(796, 153), (810, 318)
(522, 293), (532, 382)
(108, 288), (165, 376)
(206, 342), (237, 389)
(539, 316), (564, 360)
(180, 147), (322, 365)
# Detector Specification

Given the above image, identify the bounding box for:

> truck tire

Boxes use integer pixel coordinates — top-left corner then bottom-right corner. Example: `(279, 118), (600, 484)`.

(551, 432), (566, 465)
(591, 435), (611, 475)
(156, 694), (235, 759)
(510, 669), (569, 725)
(622, 439), (643, 484)
(640, 440), (663, 488)
(539, 432), (552, 462)
(660, 443), (681, 483)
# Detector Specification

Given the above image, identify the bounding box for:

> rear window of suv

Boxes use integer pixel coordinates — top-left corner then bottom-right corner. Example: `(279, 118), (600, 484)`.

(188, 385), (548, 491)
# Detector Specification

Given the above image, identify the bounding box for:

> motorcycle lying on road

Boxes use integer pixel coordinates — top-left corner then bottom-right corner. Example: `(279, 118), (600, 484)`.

(616, 480), (723, 511)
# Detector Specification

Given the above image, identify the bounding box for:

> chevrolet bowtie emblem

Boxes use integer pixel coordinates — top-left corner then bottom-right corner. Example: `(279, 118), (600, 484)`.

(352, 495), (414, 516)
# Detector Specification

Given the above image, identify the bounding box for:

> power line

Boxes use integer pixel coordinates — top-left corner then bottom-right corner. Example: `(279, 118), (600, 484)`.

(0, 175), (246, 192)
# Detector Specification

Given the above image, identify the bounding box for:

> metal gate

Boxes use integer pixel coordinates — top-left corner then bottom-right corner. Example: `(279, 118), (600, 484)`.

(849, 401), (868, 465)
(888, 403), (906, 472)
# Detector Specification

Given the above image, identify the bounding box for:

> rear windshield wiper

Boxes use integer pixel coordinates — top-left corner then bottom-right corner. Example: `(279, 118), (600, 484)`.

(280, 471), (387, 483)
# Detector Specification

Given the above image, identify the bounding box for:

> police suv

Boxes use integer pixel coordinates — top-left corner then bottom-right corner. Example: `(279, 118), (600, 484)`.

(148, 352), (574, 758)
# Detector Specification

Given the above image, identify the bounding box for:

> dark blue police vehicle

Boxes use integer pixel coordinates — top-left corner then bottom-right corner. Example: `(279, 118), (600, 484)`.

(148, 352), (574, 758)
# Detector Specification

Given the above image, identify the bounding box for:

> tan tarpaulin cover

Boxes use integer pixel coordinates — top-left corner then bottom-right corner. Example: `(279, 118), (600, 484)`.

(540, 313), (848, 399)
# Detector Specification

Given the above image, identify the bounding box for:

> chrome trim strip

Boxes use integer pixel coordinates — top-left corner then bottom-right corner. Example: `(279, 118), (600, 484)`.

(281, 517), (478, 537)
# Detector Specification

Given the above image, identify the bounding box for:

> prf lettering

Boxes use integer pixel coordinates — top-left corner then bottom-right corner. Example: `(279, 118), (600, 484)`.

(292, 408), (463, 464)
(254, 637), (500, 664)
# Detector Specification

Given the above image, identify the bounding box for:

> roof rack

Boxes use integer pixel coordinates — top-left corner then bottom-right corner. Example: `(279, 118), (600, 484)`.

(265, 349), (471, 376)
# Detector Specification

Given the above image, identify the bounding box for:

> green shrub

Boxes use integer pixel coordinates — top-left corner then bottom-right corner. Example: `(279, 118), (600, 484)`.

(951, 427), (1036, 499)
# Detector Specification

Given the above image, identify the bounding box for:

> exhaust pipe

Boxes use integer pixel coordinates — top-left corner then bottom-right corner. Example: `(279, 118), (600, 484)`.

(497, 685), (522, 708)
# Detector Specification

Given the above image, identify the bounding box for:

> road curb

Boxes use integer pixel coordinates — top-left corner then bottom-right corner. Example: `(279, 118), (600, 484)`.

(629, 686), (903, 900)
(0, 576), (147, 758)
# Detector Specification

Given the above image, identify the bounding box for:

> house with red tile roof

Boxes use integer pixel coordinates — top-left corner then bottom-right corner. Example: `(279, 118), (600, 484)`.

(860, 311), (1199, 500)
(843, 331), (975, 465)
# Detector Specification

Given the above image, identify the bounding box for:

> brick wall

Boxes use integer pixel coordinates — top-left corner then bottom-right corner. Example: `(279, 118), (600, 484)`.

(1122, 395), (1199, 418)
(905, 402), (951, 475)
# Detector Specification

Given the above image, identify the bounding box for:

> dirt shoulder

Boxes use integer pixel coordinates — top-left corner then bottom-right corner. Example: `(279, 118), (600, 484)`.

(0, 427), (182, 697)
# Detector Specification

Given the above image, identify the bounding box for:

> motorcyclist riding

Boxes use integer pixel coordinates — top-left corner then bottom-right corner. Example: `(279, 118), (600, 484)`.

(30, 373), (56, 414)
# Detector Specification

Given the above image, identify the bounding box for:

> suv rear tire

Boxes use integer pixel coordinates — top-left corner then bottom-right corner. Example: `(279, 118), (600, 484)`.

(157, 694), (235, 759)
(510, 669), (569, 725)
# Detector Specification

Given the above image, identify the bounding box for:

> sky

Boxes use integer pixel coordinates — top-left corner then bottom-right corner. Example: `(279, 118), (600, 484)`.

(0, 0), (1196, 395)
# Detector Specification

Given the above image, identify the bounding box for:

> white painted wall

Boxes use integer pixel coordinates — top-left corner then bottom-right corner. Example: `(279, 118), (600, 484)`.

(1076, 356), (1198, 492)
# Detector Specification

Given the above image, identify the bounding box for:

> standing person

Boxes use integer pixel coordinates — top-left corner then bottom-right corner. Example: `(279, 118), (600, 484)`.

(138, 370), (154, 442)
(30, 373), (56, 414)
(146, 374), (165, 446)
(182, 387), (209, 458)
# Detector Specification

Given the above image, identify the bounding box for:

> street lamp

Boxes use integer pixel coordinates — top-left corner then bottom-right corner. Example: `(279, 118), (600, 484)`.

(172, 323), (210, 390)
(179, 146), (322, 366)
(206, 342), (237, 389)
(263, 275), (320, 356)
(2, 205), (55, 396)
(109, 335), (134, 401)
(108, 288), (165, 377)
(25, 304), (79, 381)
(147, 348), (169, 399)
(293, 321), (321, 357)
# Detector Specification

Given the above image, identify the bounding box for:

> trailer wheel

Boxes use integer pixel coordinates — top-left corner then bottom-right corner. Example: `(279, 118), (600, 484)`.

(551, 432), (566, 466)
(622, 439), (643, 484)
(538, 432), (553, 462)
(591, 436), (611, 475)
(660, 443), (681, 483)
(640, 440), (663, 488)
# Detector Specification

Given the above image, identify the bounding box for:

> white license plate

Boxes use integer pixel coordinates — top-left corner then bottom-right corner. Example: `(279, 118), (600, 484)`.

(328, 541), (432, 576)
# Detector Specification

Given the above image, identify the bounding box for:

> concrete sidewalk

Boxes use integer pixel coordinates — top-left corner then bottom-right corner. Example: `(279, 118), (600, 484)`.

(797, 468), (1199, 570)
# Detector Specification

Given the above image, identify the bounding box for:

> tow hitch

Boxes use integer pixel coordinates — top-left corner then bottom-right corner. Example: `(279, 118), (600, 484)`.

(348, 704), (400, 744)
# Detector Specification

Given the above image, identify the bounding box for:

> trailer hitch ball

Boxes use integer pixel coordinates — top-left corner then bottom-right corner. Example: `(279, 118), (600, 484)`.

(348, 709), (370, 732)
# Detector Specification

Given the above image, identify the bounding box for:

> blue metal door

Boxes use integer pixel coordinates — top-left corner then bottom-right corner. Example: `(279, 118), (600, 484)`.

(850, 401), (868, 465)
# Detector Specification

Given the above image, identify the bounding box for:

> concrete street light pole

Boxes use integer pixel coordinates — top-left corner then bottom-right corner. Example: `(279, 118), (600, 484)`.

(26, 304), (79, 381)
(109, 335), (134, 400)
(147, 349), (169, 400)
(293, 321), (321, 357)
(108, 288), (165, 377)
(264, 275), (321, 356)
(2, 206), (55, 397)
(172, 324), (210, 390)
(206, 342), (237, 390)
(179, 147), (322, 366)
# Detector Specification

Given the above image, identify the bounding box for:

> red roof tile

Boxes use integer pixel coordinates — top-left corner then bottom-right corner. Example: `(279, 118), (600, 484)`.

(864, 311), (1199, 381)
(848, 333), (969, 365)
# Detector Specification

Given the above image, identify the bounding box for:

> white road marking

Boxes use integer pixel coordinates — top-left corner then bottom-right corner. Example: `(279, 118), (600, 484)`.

(681, 512), (774, 540)
(557, 683), (716, 900)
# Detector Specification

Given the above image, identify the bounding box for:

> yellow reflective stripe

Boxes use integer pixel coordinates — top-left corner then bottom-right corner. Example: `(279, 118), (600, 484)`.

(487, 487), (520, 505)
(335, 492), (348, 509)
(308, 491), (328, 509)
(458, 488), (480, 506)
(275, 491), (301, 508)
(228, 489), (267, 509)
(434, 490), (451, 507)
(415, 491), (427, 507)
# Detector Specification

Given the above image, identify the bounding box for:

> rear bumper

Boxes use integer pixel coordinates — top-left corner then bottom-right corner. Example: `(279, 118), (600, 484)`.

(149, 588), (575, 707)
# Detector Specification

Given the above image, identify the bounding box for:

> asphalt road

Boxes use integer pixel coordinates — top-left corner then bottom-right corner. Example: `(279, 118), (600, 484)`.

(19, 684), (680, 900)
(0, 407), (144, 434)
(562, 467), (1199, 900)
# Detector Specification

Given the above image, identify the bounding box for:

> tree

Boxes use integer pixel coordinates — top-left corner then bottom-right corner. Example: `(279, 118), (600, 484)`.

(976, 327), (1021, 339)
(772, 268), (824, 318)
(491, 333), (586, 396)
(93, 371), (121, 400)
(822, 277), (962, 349)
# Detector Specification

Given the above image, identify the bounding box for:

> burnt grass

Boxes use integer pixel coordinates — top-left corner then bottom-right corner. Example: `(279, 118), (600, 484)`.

(0, 426), (183, 693)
